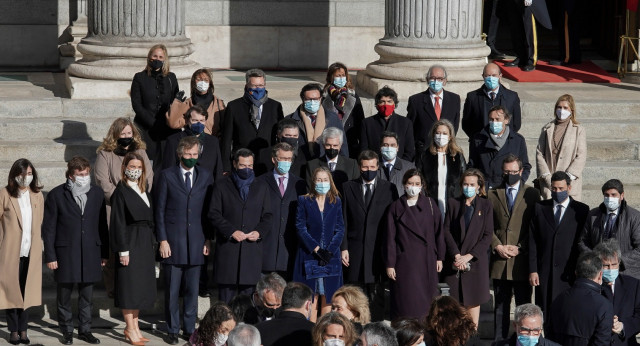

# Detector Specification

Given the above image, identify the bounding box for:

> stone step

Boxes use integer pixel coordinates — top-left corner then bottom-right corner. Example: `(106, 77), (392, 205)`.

(0, 117), (114, 141)
(0, 139), (100, 163)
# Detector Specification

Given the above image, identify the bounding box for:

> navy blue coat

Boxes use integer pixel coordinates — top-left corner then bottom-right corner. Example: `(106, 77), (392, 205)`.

(154, 165), (214, 265)
(161, 130), (224, 181)
(43, 184), (109, 283)
(462, 84), (522, 138)
(293, 195), (345, 302)
(360, 112), (415, 161)
(602, 274), (640, 346)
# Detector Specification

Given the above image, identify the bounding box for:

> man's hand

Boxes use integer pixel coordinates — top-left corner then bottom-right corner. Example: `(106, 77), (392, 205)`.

(47, 261), (58, 270)
(436, 260), (443, 272)
(120, 255), (130, 266)
(524, 0), (532, 6)
(341, 250), (349, 267)
(246, 231), (260, 242)
(232, 231), (247, 242)
(613, 316), (624, 335)
(101, 259), (108, 267)
(495, 245), (511, 259)
(506, 245), (520, 257)
(387, 268), (396, 281)
(203, 240), (211, 256)
(159, 240), (171, 258)
(529, 272), (540, 286)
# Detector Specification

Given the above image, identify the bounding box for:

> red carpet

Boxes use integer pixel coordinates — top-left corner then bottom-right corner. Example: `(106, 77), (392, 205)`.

(495, 60), (620, 83)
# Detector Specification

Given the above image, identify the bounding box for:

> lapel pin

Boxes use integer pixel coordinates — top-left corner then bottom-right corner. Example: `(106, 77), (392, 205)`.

(478, 211), (482, 216)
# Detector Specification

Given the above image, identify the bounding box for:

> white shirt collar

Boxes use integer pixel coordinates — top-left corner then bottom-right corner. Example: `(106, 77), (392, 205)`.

(553, 196), (571, 210)
(485, 85), (501, 97)
(384, 158), (397, 166)
(429, 89), (444, 100)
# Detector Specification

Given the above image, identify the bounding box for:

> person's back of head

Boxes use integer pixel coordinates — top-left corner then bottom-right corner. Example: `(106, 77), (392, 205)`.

(361, 322), (398, 346)
(281, 282), (313, 311)
(227, 323), (261, 346)
(576, 251), (603, 282)
(426, 296), (476, 346)
(229, 294), (259, 324)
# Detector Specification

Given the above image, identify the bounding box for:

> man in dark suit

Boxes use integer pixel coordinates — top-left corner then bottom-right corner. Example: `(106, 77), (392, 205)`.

(377, 131), (415, 198)
(155, 136), (214, 344)
(529, 171), (590, 315)
(462, 63), (522, 139)
(221, 69), (284, 172)
(256, 282), (314, 346)
(360, 86), (415, 161)
(255, 119), (309, 178)
(256, 143), (307, 279)
(43, 156), (109, 345)
(492, 303), (560, 346)
(407, 64), (460, 166)
(504, 0), (552, 71)
(594, 240), (640, 346)
(341, 150), (398, 321)
(305, 127), (359, 195)
(488, 154), (539, 341)
(547, 251), (614, 346)
(209, 148), (272, 303)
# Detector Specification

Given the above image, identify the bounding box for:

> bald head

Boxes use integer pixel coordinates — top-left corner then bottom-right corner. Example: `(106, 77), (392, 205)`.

(483, 63), (501, 77)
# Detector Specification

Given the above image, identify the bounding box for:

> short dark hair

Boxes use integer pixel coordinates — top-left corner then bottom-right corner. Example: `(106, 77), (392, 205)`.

(299, 83), (324, 100)
(358, 150), (379, 166)
(391, 318), (424, 346)
(551, 171), (571, 186)
(361, 322), (398, 346)
(375, 86), (399, 105)
(402, 168), (424, 186)
(502, 154), (522, 170)
(489, 105), (511, 121)
(66, 156), (91, 178)
(281, 282), (313, 310)
(184, 104), (208, 121)
(381, 131), (399, 144)
(277, 118), (299, 136)
(602, 179), (624, 194)
(576, 251), (603, 280)
(271, 142), (294, 159)
(233, 148), (255, 163)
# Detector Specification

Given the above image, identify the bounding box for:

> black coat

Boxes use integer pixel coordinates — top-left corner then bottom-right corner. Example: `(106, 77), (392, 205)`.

(492, 334), (561, 346)
(323, 93), (365, 160)
(468, 127), (531, 189)
(420, 151), (466, 202)
(529, 198), (590, 313)
(341, 178), (398, 283)
(161, 130), (224, 181)
(255, 145), (307, 178)
(407, 89), (461, 155)
(602, 275), (640, 346)
(256, 173), (307, 276)
(304, 155), (359, 196)
(255, 310), (314, 346)
(462, 85), (522, 138)
(221, 97), (284, 171)
(43, 184), (109, 283)
(548, 278), (614, 346)
(360, 112), (415, 161)
(378, 157), (416, 198)
(208, 176), (272, 285)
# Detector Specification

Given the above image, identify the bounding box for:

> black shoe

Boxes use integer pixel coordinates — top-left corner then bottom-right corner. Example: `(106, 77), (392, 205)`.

(165, 333), (180, 345)
(78, 332), (100, 344)
(181, 332), (192, 341)
(61, 332), (73, 345)
(549, 59), (562, 66)
(198, 289), (211, 298)
(562, 60), (582, 66)
(489, 50), (507, 60)
(19, 331), (30, 345)
(504, 59), (520, 67)
(9, 332), (20, 345)
(523, 64), (535, 72)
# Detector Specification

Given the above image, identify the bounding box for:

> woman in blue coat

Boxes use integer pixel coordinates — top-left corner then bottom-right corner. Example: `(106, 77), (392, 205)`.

(293, 166), (345, 322)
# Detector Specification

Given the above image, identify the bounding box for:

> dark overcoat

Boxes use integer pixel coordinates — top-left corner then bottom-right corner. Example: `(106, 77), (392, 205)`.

(360, 112), (415, 161)
(304, 155), (359, 196)
(443, 196), (494, 306)
(255, 145), (307, 178)
(43, 184), (109, 283)
(602, 274), (640, 346)
(208, 176), (272, 285)
(378, 157), (415, 198)
(420, 151), (466, 203)
(462, 84), (522, 138)
(161, 130), (224, 181)
(341, 178), (398, 284)
(385, 195), (444, 319)
(407, 89), (461, 156)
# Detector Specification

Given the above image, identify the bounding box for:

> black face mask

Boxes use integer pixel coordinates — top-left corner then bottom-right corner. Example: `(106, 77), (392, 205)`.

(503, 173), (521, 186)
(117, 137), (134, 148)
(325, 148), (339, 160)
(361, 170), (377, 182)
(149, 59), (163, 70)
(280, 137), (298, 149)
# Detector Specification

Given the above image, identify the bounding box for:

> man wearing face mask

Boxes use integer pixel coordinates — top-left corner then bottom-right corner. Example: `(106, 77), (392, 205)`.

(469, 105), (531, 189)
(529, 171), (589, 316)
(547, 251), (613, 346)
(209, 148), (272, 303)
(407, 65), (460, 167)
(377, 132), (415, 198)
(360, 86), (415, 161)
(222, 69), (284, 173)
(492, 304), (560, 346)
(256, 119), (309, 177)
(43, 156), (109, 345)
(305, 127), (359, 196)
(579, 179), (640, 281)
(341, 150), (398, 321)
(462, 63), (522, 139)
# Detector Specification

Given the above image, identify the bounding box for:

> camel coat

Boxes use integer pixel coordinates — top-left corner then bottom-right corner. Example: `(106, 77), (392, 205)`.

(536, 120), (587, 200)
(94, 148), (153, 208)
(0, 188), (44, 309)
(165, 96), (226, 139)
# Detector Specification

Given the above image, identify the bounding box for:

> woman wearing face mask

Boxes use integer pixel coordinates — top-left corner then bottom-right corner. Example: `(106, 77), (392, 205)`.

(0, 159), (43, 345)
(110, 152), (157, 345)
(391, 318), (426, 346)
(131, 44), (180, 170)
(312, 312), (357, 346)
(293, 167), (345, 322)
(323, 62), (365, 159)
(536, 94), (586, 200)
(189, 302), (236, 346)
(420, 120), (467, 218)
(331, 285), (371, 335)
(442, 169), (493, 329)
(385, 169), (444, 320)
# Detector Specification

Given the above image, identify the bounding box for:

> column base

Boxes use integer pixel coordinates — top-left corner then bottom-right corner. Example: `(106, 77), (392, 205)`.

(66, 72), (192, 99)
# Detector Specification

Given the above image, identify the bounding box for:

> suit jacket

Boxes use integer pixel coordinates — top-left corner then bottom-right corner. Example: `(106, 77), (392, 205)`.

(360, 112), (415, 161)
(378, 157), (415, 198)
(255, 310), (314, 346)
(162, 130), (224, 181)
(304, 155), (359, 196)
(209, 176), (272, 285)
(43, 184), (109, 283)
(488, 182), (540, 281)
(602, 275), (640, 346)
(255, 145), (307, 178)
(462, 85), (522, 138)
(548, 278), (614, 346)
(492, 334), (560, 346)
(221, 96), (284, 171)
(407, 89), (461, 155)
(256, 172), (307, 275)
(529, 198), (590, 313)
(341, 178), (398, 283)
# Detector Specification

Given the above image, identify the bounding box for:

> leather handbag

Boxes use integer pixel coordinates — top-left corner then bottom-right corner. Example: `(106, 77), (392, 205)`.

(304, 256), (342, 280)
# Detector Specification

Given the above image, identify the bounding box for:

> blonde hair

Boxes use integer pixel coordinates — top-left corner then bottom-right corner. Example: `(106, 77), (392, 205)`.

(145, 44), (170, 76)
(120, 152), (147, 193)
(428, 119), (463, 157)
(555, 94), (579, 124)
(332, 285), (371, 324)
(311, 312), (357, 346)
(97, 117), (146, 152)
(306, 167), (340, 204)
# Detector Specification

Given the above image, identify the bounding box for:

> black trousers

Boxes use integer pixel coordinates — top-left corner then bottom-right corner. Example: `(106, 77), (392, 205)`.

(5, 257), (30, 332)
(493, 279), (532, 341)
(164, 264), (200, 334)
(57, 282), (94, 333)
(507, 0), (537, 65)
(218, 284), (254, 304)
(199, 255), (210, 292)
(558, 2), (581, 63)
(484, 0), (501, 50)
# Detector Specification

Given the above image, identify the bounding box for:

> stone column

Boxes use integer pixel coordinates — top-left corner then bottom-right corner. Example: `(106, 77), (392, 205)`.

(66, 0), (200, 98)
(60, 0), (88, 69)
(357, 0), (490, 97)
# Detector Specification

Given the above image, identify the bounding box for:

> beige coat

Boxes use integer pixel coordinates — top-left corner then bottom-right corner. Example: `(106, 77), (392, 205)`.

(165, 96), (226, 138)
(0, 188), (44, 310)
(94, 149), (154, 207)
(536, 120), (587, 200)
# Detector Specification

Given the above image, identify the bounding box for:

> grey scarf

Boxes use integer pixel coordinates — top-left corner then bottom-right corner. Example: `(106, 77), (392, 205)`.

(243, 90), (269, 129)
(490, 126), (510, 151)
(66, 178), (90, 214)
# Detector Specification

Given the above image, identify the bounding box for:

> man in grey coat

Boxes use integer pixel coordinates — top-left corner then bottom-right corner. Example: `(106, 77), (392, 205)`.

(579, 179), (640, 280)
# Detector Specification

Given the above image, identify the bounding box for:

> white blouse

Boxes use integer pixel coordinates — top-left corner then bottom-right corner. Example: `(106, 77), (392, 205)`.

(437, 152), (448, 218)
(17, 189), (32, 257)
(120, 180), (150, 257)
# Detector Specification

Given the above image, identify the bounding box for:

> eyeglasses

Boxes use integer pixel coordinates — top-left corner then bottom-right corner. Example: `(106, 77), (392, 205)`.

(519, 327), (542, 336)
(503, 170), (520, 175)
(429, 77), (446, 82)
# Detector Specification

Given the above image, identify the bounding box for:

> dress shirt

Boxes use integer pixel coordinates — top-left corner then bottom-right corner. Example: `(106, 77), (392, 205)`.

(485, 85), (501, 99)
(326, 156), (339, 171)
(180, 165), (195, 187)
(273, 171), (289, 191)
(437, 152), (447, 216)
(120, 180), (150, 256)
(362, 178), (376, 198)
(506, 180), (521, 200)
(552, 196), (571, 223)
(429, 89), (444, 108)
(605, 207), (619, 229)
(18, 189), (32, 258)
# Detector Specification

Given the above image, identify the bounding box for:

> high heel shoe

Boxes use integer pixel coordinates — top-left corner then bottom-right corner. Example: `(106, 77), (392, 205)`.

(135, 328), (149, 342)
(124, 329), (146, 345)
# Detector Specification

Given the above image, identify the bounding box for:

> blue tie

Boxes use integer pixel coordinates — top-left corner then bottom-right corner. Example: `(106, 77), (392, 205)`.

(554, 205), (563, 226)
(507, 187), (515, 213)
(185, 172), (192, 191)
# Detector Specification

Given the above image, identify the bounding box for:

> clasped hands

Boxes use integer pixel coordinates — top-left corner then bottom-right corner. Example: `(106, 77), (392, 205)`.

(231, 230), (260, 242)
(454, 254), (473, 271)
(495, 244), (520, 259)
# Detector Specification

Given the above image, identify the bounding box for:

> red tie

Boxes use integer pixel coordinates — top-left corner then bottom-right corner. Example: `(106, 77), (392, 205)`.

(434, 96), (442, 120)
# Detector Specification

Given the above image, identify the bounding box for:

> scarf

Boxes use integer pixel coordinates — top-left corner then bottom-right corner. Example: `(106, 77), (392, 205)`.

(299, 105), (326, 158)
(325, 87), (356, 123)
(553, 117), (571, 149)
(243, 89), (269, 128)
(231, 171), (254, 201)
(113, 141), (138, 156)
(192, 90), (214, 111)
(66, 178), (90, 214)
(490, 126), (510, 151)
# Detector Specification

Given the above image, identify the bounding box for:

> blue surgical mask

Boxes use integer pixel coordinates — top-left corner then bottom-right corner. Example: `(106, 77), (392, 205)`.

(603, 268), (619, 283)
(489, 121), (503, 135)
(604, 197), (620, 211)
(333, 77), (347, 88)
(428, 80), (443, 93)
(484, 76), (500, 90)
(304, 100), (321, 114)
(276, 161), (291, 174)
(463, 186), (477, 198)
(190, 122), (205, 134)
(249, 87), (266, 100)
(517, 335), (539, 346)
(381, 147), (397, 161)
(315, 182), (330, 195)
(551, 190), (569, 204)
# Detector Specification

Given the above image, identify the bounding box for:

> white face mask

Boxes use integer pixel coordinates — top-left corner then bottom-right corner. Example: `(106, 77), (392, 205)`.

(196, 80), (209, 93)
(214, 333), (228, 346)
(74, 175), (91, 187)
(604, 196), (620, 211)
(124, 168), (142, 182)
(555, 108), (571, 120)
(434, 134), (449, 147)
(405, 185), (422, 197)
(324, 339), (345, 346)
(15, 175), (33, 188)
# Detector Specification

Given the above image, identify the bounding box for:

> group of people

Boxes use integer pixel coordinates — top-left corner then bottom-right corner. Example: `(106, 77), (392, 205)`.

(0, 43), (634, 346)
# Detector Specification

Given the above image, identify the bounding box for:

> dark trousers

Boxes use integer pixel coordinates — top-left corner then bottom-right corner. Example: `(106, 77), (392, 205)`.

(218, 284), (254, 304)
(484, 0), (501, 50)
(57, 282), (94, 333)
(558, 3), (581, 63)
(199, 255), (209, 292)
(493, 279), (532, 341)
(164, 264), (200, 334)
(507, 0), (537, 65)
(5, 257), (30, 332)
